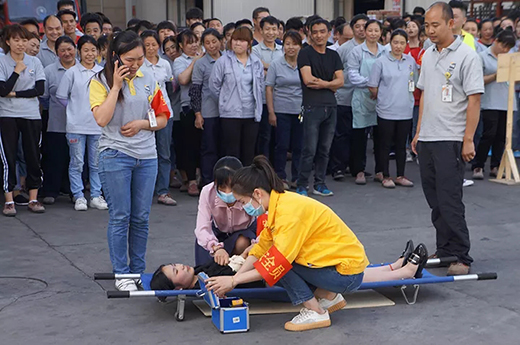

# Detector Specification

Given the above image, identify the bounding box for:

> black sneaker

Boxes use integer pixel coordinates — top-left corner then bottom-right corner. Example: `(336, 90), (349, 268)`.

(14, 193), (29, 206)
(332, 170), (345, 180)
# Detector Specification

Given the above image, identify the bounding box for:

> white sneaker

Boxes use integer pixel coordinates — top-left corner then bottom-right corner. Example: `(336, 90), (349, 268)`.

(463, 179), (474, 187)
(74, 197), (88, 211)
(319, 293), (347, 313)
(90, 196), (108, 210)
(406, 150), (413, 162)
(284, 308), (331, 332)
(115, 278), (138, 291)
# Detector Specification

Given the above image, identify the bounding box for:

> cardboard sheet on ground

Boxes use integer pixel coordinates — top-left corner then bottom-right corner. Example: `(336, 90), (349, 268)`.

(193, 289), (394, 316)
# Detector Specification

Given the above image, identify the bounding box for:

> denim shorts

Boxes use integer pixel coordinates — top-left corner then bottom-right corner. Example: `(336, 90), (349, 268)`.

(277, 264), (364, 305)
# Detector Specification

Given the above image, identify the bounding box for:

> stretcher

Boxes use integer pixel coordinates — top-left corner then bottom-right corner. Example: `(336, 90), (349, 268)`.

(94, 256), (497, 321)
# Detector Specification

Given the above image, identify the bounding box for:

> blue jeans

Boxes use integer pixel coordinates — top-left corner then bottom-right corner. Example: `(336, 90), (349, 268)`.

(98, 149), (158, 274)
(155, 118), (173, 196)
(66, 133), (101, 199)
(297, 105), (337, 188)
(274, 113), (303, 182)
(278, 264), (364, 305)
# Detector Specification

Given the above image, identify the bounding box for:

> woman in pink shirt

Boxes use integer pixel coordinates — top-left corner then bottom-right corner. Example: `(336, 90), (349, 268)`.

(194, 156), (256, 265)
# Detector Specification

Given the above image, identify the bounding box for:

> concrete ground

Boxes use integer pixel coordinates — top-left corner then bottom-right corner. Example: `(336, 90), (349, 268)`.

(1, 157), (519, 345)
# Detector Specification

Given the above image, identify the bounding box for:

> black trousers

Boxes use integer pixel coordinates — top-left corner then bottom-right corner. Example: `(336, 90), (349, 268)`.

(328, 105), (353, 173)
(41, 132), (70, 198)
(418, 141), (473, 265)
(220, 118), (259, 166)
(472, 110), (506, 170)
(176, 107), (202, 181)
(350, 126), (382, 176)
(200, 117), (220, 185)
(377, 117), (412, 177)
(0, 117), (42, 193)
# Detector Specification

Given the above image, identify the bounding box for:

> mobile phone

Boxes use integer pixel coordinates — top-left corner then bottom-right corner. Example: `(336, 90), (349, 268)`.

(114, 54), (124, 67)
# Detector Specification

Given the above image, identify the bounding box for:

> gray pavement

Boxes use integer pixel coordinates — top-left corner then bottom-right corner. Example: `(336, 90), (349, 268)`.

(1, 159), (519, 345)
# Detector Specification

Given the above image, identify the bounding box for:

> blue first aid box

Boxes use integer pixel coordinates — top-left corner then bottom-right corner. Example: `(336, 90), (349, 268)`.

(197, 272), (249, 334)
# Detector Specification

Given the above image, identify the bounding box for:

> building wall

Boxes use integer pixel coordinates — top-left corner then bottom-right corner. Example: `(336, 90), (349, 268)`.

(404, 0), (448, 13)
(86, 0), (126, 28)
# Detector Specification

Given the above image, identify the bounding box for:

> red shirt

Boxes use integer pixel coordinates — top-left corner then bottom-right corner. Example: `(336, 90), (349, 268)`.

(405, 44), (424, 106)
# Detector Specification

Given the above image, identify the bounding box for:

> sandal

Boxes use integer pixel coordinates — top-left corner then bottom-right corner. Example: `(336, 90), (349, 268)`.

(408, 243), (428, 278)
(400, 240), (414, 268)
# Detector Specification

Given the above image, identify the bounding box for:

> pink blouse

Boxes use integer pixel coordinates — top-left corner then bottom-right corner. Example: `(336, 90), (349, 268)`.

(194, 182), (255, 252)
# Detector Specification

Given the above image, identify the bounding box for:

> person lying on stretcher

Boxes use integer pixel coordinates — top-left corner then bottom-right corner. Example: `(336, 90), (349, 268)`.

(150, 239), (428, 292)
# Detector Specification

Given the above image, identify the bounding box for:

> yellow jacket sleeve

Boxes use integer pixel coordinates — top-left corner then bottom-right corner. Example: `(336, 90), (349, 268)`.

(249, 226), (273, 259)
(90, 78), (108, 110)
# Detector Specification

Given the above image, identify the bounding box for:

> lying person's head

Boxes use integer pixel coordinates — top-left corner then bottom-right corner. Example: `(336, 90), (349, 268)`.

(150, 263), (196, 292)
(214, 156), (243, 204)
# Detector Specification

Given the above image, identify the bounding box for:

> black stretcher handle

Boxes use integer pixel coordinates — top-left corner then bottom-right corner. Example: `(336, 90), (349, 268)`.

(436, 256), (458, 264)
(94, 273), (115, 280)
(107, 291), (130, 298)
(477, 272), (497, 280)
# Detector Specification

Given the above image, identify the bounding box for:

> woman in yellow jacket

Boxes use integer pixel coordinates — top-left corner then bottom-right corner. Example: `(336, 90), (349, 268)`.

(207, 156), (427, 331)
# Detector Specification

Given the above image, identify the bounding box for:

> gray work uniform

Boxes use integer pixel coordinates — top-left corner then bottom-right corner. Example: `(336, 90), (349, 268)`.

(43, 61), (70, 133)
(336, 39), (361, 106)
(139, 56), (174, 116)
(265, 56), (302, 115)
(0, 53), (45, 119)
(252, 41), (283, 103)
(172, 53), (195, 108)
(56, 63), (103, 135)
(479, 47), (516, 111)
(417, 36), (484, 141)
(36, 40), (59, 68)
(367, 53), (418, 120)
(191, 54), (219, 118)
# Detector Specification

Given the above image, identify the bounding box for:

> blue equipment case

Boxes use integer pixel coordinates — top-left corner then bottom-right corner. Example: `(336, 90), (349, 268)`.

(197, 272), (249, 333)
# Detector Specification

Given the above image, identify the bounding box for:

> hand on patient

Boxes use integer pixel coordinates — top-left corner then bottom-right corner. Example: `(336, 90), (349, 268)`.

(206, 276), (236, 297)
(214, 248), (230, 266)
(240, 243), (256, 258)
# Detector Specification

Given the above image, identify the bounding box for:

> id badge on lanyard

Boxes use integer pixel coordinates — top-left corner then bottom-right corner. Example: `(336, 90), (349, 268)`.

(442, 62), (456, 103)
(408, 68), (415, 92)
(147, 86), (158, 128)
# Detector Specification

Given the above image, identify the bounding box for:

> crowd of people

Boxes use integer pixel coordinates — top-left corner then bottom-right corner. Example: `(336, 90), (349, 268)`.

(0, 0), (518, 332)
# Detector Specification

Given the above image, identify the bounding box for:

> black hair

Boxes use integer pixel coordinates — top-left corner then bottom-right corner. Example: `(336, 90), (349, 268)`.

(305, 14), (321, 29)
(214, 156), (243, 190)
(286, 17), (304, 32)
(177, 29), (198, 51)
(411, 15), (425, 26)
(28, 32), (40, 42)
(82, 14), (103, 32)
(57, 0), (75, 11)
(20, 18), (40, 32)
(101, 30), (144, 102)
(283, 30), (303, 47)
(465, 18), (480, 30)
(391, 29), (408, 42)
(162, 36), (177, 55)
(95, 12), (111, 25)
(134, 20), (154, 34)
(448, 1), (467, 16)
(260, 16), (280, 29)
(140, 30), (160, 45)
(279, 20), (285, 31)
(235, 19), (253, 28)
(57, 9), (77, 22)
(335, 23), (347, 36)
(127, 18), (141, 28)
(309, 18), (331, 32)
(3, 24), (30, 53)
(113, 26), (123, 34)
(43, 15), (62, 29)
(508, 9), (520, 23)
(201, 28), (223, 44)
(350, 14), (369, 29)
(252, 7), (270, 20)
(157, 20), (177, 35)
(403, 13), (412, 20)
(390, 19), (406, 31)
(150, 265), (176, 300)
(231, 156), (285, 196)
(208, 18), (223, 25)
(495, 29), (516, 48)
(334, 16), (347, 28)
(365, 19), (383, 31)
(77, 35), (99, 52)
(97, 34), (109, 48)
(186, 7), (203, 21)
(223, 22), (236, 36)
(190, 22), (206, 32)
(428, 2), (454, 22)
(55, 35), (76, 50)
(413, 6), (426, 15)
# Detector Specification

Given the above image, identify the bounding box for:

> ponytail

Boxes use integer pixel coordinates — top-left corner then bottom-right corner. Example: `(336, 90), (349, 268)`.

(231, 155), (285, 196)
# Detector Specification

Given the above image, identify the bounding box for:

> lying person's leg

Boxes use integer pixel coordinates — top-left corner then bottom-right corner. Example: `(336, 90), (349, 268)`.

(233, 235), (251, 255)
